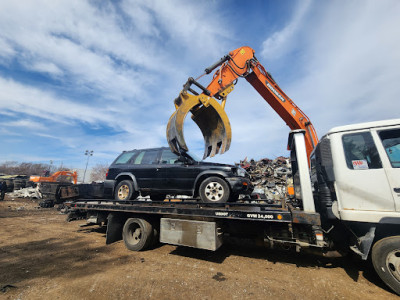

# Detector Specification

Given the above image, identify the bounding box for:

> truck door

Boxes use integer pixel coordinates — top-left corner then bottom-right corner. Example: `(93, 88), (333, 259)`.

(332, 130), (395, 213)
(375, 128), (400, 211)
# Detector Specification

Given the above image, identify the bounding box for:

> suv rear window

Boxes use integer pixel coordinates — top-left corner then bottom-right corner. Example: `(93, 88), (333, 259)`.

(113, 151), (137, 164)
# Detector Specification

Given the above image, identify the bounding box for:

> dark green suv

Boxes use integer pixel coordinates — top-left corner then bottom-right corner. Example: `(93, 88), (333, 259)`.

(104, 147), (252, 203)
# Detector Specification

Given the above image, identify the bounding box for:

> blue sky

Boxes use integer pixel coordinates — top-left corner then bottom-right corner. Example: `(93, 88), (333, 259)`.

(1, 0), (400, 170)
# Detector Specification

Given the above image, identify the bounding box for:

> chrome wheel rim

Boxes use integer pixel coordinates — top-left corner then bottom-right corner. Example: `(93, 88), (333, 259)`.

(386, 248), (400, 282)
(205, 182), (224, 201)
(118, 184), (129, 200)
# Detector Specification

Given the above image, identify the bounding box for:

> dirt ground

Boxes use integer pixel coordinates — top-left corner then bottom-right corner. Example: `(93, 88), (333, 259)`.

(0, 197), (398, 300)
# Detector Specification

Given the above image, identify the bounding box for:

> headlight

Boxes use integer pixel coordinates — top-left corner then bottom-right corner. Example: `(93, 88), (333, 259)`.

(236, 167), (247, 177)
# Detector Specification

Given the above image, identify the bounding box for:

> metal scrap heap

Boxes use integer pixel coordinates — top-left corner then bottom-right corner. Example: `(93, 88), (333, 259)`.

(239, 156), (292, 201)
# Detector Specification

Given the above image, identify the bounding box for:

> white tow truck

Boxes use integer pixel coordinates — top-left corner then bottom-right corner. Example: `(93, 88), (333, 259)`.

(67, 119), (400, 295)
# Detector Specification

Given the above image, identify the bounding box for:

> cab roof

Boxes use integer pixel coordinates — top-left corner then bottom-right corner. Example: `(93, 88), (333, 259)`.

(328, 119), (400, 134)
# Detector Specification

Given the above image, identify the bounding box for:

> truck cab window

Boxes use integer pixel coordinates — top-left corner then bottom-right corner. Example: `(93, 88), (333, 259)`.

(342, 132), (382, 170)
(379, 129), (400, 168)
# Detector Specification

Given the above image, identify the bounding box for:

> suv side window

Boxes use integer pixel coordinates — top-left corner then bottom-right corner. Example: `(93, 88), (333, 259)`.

(379, 128), (400, 168)
(160, 149), (182, 164)
(134, 150), (159, 165)
(342, 132), (382, 170)
(114, 151), (137, 164)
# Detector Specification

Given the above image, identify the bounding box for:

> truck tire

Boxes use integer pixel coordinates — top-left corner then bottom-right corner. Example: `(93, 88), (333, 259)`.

(199, 177), (230, 203)
(115, 180), (137, 201)
(371, 236), (400, 295)
(122, 218), (153, 251)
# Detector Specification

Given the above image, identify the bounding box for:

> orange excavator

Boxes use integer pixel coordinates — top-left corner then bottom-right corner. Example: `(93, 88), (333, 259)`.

(30, 171), (78, 184)
(167, 46), (318, 161)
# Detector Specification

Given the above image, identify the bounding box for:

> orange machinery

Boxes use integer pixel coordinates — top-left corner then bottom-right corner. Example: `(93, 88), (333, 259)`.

(167, 46), (318, 161)
(30, 171), (78, 184)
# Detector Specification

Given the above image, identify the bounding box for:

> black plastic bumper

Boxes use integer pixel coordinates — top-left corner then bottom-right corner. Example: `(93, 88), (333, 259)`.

(225, 177), (253, 194)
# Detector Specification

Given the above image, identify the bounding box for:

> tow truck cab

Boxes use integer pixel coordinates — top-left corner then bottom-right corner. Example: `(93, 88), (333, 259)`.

(309, 119), (400, 256)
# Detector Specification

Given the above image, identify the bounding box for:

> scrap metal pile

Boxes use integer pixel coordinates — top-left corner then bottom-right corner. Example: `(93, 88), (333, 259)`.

(239, 156), (292, 202)
(8, 186), (42, 199)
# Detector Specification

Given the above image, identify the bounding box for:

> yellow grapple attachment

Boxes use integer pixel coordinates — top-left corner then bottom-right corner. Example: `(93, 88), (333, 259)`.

(167, 90), (232, 160)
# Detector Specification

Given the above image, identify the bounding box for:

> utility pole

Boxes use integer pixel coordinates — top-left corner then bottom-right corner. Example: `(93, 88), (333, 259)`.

(83, 150), (94, 183)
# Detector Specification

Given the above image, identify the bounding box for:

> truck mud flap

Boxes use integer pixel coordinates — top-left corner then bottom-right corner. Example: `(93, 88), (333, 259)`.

(106, 213), (124, 244)
(350, 226), (376, 260)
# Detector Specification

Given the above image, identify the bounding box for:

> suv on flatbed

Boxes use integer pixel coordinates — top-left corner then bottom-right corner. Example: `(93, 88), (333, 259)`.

(105, 147), (252, 203)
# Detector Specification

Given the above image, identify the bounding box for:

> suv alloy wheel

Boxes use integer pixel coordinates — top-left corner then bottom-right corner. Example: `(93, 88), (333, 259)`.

(199, 177), (230, 203)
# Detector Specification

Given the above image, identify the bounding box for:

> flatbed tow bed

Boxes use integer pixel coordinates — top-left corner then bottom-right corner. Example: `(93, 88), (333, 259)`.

(66, 198), (324, 251)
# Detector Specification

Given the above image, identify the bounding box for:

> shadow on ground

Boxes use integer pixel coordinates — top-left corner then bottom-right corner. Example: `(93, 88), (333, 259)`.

(0, 236), (131, 287)
(169, 240), (393, 294)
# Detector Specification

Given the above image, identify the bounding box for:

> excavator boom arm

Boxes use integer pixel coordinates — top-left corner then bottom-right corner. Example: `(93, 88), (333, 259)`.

(167, 46), (318, 160)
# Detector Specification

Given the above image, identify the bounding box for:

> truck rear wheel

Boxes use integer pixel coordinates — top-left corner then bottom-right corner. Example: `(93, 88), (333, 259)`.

(371, 236), (400, 295)
(199, 177), (230, 203)
(122, 218), (153, 251)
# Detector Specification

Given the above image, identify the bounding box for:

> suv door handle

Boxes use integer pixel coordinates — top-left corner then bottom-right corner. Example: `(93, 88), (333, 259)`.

(394, 188), (400, 193)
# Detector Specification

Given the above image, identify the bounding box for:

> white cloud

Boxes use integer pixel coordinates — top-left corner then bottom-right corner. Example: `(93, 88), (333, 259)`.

(29, 61), (63, 76)
(285, 0), (400, 135)
(122, 0), (230, 57)
(261, 0), (311, 59)
(0, 37), (15, 59)
(0, 1), (175, 101)
(0, 119), (46, 131)
(0, 77), (111, 125)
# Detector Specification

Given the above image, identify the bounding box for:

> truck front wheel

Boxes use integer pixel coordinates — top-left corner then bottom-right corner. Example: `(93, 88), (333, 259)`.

(122, 218), (153, 251)
(371, 236), (400, 295)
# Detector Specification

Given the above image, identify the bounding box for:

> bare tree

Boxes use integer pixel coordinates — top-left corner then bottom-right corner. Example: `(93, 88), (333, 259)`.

(0, 161), (73, 176)
(90, 163), (109, 182)
(0, 161), (47, 176)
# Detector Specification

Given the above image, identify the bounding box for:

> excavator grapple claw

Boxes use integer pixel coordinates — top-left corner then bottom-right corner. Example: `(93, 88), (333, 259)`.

(166, 92), (232, 159)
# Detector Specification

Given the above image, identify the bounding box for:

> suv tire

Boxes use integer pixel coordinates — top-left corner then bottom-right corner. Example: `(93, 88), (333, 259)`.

(199, 177), (230, 203)
(115, 180), (136, 201)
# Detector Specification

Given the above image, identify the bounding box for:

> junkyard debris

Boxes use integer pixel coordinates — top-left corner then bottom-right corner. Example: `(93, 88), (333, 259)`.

(239, 156), (292, 201)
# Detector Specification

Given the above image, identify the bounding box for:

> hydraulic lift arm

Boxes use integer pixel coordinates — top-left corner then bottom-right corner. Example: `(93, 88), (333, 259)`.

(167, 46), (318, 160)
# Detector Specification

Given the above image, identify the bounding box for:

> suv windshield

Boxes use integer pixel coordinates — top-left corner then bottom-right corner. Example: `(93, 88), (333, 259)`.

(184, 151), (200, 162)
